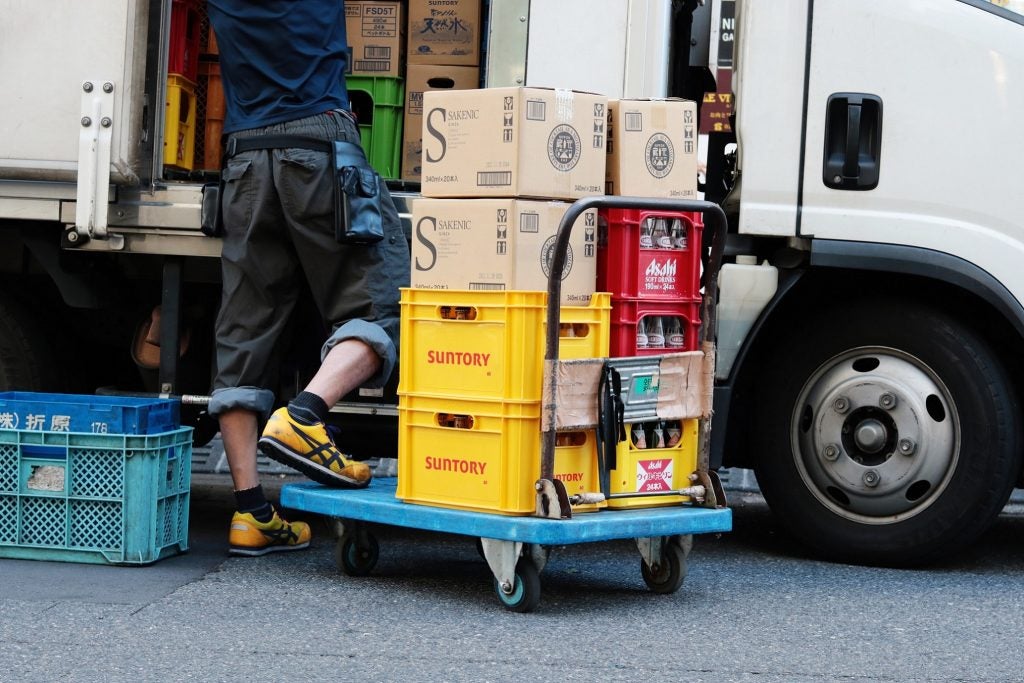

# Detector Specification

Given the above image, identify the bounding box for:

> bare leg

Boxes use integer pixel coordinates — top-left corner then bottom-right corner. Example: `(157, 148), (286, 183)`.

(305, 339), (382, 408)
(220, 408), (260, 491)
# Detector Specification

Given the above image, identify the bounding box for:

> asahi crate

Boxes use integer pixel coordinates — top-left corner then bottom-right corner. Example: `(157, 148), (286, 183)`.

(608, 419), (699, 509)
(0, 427), (192, 565)
(597, 208), (703, 301)
(610, 298), (701, 357)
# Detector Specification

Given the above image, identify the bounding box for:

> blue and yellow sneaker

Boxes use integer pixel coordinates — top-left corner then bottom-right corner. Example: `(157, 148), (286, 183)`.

(258, 407), (372, 488)
(228, 508), (312, 556)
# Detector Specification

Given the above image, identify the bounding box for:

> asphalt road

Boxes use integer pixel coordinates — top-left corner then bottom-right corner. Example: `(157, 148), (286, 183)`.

(2, 473), (1024, 682)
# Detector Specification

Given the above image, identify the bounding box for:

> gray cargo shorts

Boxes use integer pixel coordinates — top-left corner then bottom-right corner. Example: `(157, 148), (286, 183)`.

(209, 109), (410, 419)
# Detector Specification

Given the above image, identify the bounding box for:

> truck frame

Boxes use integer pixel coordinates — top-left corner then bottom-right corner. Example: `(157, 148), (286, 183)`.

(2, 0), (1022, 566)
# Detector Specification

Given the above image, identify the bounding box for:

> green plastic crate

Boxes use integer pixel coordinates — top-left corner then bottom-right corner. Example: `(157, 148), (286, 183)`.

(0, 427), (192, 565)
(347, 75), (404, 179)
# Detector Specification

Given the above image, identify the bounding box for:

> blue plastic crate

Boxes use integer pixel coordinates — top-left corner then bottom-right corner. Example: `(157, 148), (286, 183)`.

(0, 392), (179, 435)
(0, 427), (192, 565)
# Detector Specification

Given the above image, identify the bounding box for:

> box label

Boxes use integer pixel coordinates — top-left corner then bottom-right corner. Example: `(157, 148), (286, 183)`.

(408, 0), (481, 65)
(548, 125), (581, 172)
(636, 458), (674, 493)
(639, 251), (684, 296)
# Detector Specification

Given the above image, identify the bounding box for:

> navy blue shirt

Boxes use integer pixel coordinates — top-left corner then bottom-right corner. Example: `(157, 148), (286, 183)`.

(206, 0), (350, 133)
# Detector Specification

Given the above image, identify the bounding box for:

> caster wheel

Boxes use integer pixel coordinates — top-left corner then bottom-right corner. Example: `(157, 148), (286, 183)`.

(641, 541), (687, 594)
(335, 532), (379, 577)
(493, 559), (541, 613)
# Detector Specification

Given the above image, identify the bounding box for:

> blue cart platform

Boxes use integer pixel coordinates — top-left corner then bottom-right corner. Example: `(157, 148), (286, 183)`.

(281, 478), (732, 612)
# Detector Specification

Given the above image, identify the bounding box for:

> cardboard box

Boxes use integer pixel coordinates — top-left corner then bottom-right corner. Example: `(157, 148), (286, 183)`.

(420, 87), (608, 200)
(410, 198), (599, 306)
(402, 64), (480, 181)
(408, 0), (481, 66)
(541, 349), (714, 432)
(345, 1), (404, 76)
(606, 99), (699, 199)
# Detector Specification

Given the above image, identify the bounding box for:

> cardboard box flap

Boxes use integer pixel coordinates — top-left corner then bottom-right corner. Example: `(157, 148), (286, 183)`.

(542, 351), (710, 432)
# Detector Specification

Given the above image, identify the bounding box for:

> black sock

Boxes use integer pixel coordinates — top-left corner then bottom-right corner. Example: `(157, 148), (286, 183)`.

(288, 391), (329, 426)
(235, 485), (274, 522)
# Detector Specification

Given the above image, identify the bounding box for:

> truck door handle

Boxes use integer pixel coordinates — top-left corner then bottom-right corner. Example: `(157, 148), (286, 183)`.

(823, 93), (883, 190)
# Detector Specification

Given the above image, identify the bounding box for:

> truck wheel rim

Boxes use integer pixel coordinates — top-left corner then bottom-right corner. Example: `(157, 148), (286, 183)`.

(791, 346), (959, 524)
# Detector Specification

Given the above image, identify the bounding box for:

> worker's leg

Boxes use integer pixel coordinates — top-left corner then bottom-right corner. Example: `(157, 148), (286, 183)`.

(209, 140), (309, 553)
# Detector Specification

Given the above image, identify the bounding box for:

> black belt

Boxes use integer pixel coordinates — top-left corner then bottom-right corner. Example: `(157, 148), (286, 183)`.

(224, 109), (357, 159)
(225, 134), (334, 159)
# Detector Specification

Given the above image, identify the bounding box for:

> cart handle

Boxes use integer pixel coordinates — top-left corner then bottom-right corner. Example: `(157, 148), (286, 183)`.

(541, 196), (728, 484)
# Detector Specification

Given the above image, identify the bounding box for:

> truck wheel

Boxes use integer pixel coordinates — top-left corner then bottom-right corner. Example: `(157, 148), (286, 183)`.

(753, 299), (1021, 566)
(0, 294), (55, 391)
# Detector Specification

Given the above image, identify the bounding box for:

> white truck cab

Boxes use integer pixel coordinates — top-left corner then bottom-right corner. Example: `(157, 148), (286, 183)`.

(716, 0), (1024, 565)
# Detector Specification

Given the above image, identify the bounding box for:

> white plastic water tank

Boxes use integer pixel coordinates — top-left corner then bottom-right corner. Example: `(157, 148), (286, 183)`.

(716, 255), (778, 377)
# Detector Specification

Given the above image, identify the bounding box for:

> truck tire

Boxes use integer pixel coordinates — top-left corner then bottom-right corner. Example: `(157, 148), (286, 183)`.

(0, 294), (55, 391)
(753, 299), (1021, 566)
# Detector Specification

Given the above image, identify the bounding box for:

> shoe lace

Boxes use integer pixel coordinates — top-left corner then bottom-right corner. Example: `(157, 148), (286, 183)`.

(326, 424), (343, 446)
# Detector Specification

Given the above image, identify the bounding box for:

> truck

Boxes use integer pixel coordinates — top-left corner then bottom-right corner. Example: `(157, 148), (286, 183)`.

(1, 0), (1022, 567)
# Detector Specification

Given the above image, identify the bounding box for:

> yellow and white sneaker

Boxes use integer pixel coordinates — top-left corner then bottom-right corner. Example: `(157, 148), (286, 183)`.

(258, 407), (372, 488)
(228, 508), (312, 556)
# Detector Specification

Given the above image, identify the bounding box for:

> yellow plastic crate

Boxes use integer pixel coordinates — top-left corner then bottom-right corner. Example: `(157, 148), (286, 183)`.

(163, 74), (197, 171)
(558, 292), (611, 360)
(398, 289), (610, 403)
(552, 430), (604, 513)
(399, 289), (546, 402)
(397, 394), (542, 514)
(607, 419), (699, 509)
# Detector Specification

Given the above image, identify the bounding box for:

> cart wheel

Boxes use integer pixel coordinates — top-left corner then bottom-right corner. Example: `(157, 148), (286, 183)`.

(475, 537), (486, 561)
(641, 542), (687, 594)
(335, 533), (379, 577)
(493, 559), (541, 613)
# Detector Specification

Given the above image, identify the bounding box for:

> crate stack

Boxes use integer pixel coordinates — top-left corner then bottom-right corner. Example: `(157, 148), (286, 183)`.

(164, 0), (202, 172)
(0, 393), (192, 565)
(343, 1), (407, 179)
(599, 97), (704, 509)
(397, 85), (611, 515)
(197, 19), (224, 172)
(400, 0), (483, 182)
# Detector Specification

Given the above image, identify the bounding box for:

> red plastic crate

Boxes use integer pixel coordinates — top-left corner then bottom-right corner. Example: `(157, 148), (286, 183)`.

(610, 298), (701, 357)
(168, 0), (201, 81)
(597, 208), (703, 301)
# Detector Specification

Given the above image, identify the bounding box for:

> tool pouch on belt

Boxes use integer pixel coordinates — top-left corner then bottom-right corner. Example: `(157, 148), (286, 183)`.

(200, 180), (224, 238)
(331, 140), (384, 245)
(220, 133), (384, 245)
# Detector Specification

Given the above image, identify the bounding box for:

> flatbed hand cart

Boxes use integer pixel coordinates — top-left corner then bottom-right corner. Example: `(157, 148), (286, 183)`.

(281, 196), (732, 612)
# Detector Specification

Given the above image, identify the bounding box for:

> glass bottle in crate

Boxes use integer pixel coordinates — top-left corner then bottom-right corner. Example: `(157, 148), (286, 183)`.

(671, 218), (687, 249)
(631, 424), (647, 449)
(665, 316), (685, 349)
(636, 317), (649, 350)
(646, 316), (665, 349)
(664, 420), (682, 447)
(639, 217), (655, 249)
(648, 421), (665, 449)
(653, 218), (672, 249)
